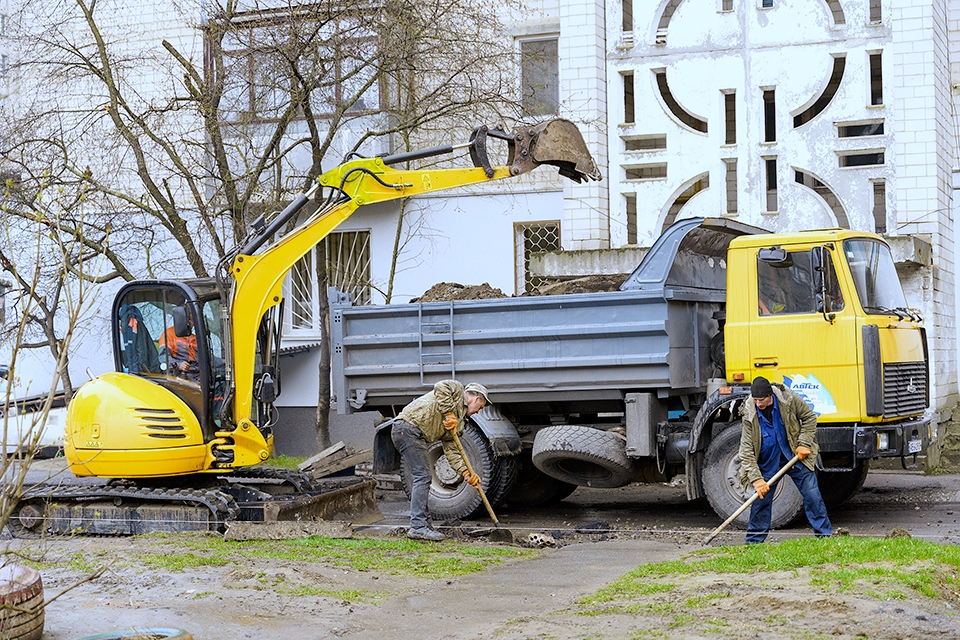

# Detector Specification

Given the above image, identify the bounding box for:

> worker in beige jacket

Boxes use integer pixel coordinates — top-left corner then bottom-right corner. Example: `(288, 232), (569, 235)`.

(392, 380), (490, 541)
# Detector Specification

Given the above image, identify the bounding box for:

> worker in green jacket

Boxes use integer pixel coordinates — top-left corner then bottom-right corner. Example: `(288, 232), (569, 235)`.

(392, 380), (491, 541)
(739, 376), (832, 543)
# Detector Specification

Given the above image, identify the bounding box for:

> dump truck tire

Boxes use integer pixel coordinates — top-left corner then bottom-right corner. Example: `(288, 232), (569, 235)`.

(505, 449), (577, 507)
(400, 424), (492, 520)
(532, 425), (633, 488)
(487, 454), (518, 508)
(702, 424), (803, 530)
(818, 460), (869, 508)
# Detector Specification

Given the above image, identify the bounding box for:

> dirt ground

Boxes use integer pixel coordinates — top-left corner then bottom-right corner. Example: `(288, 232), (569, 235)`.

(12, 468), (960, 640)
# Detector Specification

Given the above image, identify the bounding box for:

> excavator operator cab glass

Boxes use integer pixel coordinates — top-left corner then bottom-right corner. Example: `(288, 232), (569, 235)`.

(843, 239), (909, 315)
(113, 282), (220, 434)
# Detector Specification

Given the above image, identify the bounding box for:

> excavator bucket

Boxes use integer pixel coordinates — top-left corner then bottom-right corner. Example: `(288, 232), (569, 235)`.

(512, 118), (603, 183)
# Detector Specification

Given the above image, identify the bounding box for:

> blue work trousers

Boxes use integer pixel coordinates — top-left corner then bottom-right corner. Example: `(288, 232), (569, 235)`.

(746, 456), (832, 543)
(391, 420), (433, 530)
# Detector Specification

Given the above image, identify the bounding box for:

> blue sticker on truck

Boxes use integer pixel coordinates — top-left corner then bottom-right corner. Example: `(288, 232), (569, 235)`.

(782, 374), (837, 416)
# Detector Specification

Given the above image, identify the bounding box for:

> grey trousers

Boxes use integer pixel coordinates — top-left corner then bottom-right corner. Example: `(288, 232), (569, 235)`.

(391, 420), (433, 530)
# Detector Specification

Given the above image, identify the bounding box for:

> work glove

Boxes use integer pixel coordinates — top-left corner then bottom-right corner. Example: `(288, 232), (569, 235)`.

(795, 445), (811, 461)
(442, 413), (458, 430)
(752, 479), (770, 499)
(463, 470), (481, 488)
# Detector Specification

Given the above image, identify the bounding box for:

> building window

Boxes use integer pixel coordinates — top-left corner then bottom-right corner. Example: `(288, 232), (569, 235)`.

(287, 230), (371, 333)
(763, 90), (776, 142)
(625, 194), (637, 245)
(520, 38), (559, 117)
(839, 151), (884, 168)
(623, 134), (666, 151)
(516, 222), (560, 294)
(724, 92), (736, 144)
(872, 181), (887, 233)
(219, 24), (380, 123)
(795, 171), (848, 228)
(625, 164), (667, 180)
(765, 158), (778, 212)
(762, 0), (773, 8)
(794, 55), (846, 127)
(724, 159), (738, 214)
(662, 174), (709, 232)
(826, 0), (845, 25)
(869, 0), (882, 23)
(869, 52), (883, 106)
(655, 69), (708, 133)
(722, 0), (734, 10)
(623, 73), (635, 124)
(838, 121), (884, 137)
(622, 0), (633, 32)
(657, 0), (683, 30)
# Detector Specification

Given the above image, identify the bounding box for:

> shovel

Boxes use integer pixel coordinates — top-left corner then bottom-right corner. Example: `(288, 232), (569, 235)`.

(450, 429), (500, 526)
(703, 454), (800, 545)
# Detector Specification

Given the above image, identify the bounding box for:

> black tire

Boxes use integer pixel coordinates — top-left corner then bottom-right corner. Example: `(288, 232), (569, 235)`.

(505, 449), (577, 507)
(818, 460), (869, 508)
(702, 424), (803, 530)
(531, 425), (634, 488)
(0, 563), (44, 640)
(399, 424), (493, 520)
(487, 453), (519, 508)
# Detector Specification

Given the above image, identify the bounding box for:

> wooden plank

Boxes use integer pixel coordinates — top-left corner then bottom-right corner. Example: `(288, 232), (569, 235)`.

(297, 441), (346, 471)
(304, 449), (373, 478)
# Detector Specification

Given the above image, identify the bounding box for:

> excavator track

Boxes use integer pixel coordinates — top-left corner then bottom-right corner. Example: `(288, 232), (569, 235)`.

(8, 484), (241, 538)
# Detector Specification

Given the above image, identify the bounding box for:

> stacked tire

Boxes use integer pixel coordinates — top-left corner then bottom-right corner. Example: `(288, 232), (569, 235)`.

(0, 564), (44, 640)
(399, 422), (518, 520)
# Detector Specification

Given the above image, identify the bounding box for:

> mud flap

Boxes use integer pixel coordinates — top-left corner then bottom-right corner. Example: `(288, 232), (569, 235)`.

(374, 418), (401, 474)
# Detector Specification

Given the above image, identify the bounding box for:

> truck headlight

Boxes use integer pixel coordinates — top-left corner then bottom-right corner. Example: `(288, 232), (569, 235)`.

(876, 433), (890, 450)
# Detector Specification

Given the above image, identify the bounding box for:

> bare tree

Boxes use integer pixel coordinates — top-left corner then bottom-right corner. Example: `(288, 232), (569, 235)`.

(2, 0), (526, 448)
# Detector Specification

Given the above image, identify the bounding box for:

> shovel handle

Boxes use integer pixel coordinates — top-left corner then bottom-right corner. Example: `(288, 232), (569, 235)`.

(703, 454), (800, 545)
(451, 429), (499, 525)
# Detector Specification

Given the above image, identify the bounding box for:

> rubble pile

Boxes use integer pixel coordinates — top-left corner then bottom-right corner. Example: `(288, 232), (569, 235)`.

(411, 282), (507, 302)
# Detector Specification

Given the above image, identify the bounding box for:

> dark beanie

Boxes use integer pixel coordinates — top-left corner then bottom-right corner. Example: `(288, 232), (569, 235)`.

(751, 376), (773, 398)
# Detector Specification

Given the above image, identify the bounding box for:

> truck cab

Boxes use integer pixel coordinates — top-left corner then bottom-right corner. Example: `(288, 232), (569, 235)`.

(722, 229), (929, 469)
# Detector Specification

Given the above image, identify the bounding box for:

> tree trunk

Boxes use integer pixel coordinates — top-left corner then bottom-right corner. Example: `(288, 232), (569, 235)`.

(315, 239), (332, 451)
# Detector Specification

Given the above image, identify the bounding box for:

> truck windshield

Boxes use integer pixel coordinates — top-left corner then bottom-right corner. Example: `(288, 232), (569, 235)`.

(842, 239), (909, 314)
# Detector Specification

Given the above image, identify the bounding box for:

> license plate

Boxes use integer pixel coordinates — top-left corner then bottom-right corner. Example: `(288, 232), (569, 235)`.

(907, 439), (922, 454)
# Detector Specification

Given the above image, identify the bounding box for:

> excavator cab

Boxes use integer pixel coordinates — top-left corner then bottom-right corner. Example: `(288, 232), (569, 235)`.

(114, 280), (223, 440)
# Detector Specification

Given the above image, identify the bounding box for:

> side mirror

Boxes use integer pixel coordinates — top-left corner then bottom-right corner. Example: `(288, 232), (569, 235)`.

(811, 246), (835, 321)
(758, 246), (791, 266)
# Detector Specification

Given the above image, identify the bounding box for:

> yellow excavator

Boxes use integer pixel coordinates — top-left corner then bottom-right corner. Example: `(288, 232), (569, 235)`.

(10, 119), (600, 536)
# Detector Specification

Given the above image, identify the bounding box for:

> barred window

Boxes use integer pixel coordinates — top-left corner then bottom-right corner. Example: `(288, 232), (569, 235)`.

(287, 230), (371, 334)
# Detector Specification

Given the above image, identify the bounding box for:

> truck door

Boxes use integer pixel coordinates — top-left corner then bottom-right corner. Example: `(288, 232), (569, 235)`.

(748, 246), (860, 421)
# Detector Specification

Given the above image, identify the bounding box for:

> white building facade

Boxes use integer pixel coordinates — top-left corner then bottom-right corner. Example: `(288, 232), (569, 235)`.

(603, 0), (959, 436)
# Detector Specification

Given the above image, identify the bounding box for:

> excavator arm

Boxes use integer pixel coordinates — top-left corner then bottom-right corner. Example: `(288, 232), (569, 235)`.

(220, 119), (600, 465)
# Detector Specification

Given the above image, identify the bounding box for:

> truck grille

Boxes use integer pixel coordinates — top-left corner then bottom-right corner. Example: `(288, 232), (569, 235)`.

(883, 362), (927, 417)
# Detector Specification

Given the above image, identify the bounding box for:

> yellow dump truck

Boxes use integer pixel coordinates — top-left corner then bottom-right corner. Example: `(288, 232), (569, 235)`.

(333, 217), (931, 529)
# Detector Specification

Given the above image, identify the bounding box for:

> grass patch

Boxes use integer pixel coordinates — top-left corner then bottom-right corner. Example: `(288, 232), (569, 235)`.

(579, 536), (960, 613)
(259, 454), (307, 470)
(132, 534), (534, 579)
(277, 585), (387, 603)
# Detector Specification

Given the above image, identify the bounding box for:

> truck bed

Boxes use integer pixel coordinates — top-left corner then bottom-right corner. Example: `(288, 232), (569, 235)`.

(331, 218), (759, 414)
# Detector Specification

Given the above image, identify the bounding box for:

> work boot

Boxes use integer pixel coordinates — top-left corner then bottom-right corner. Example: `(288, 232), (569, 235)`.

(407, 527), (444, 541)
